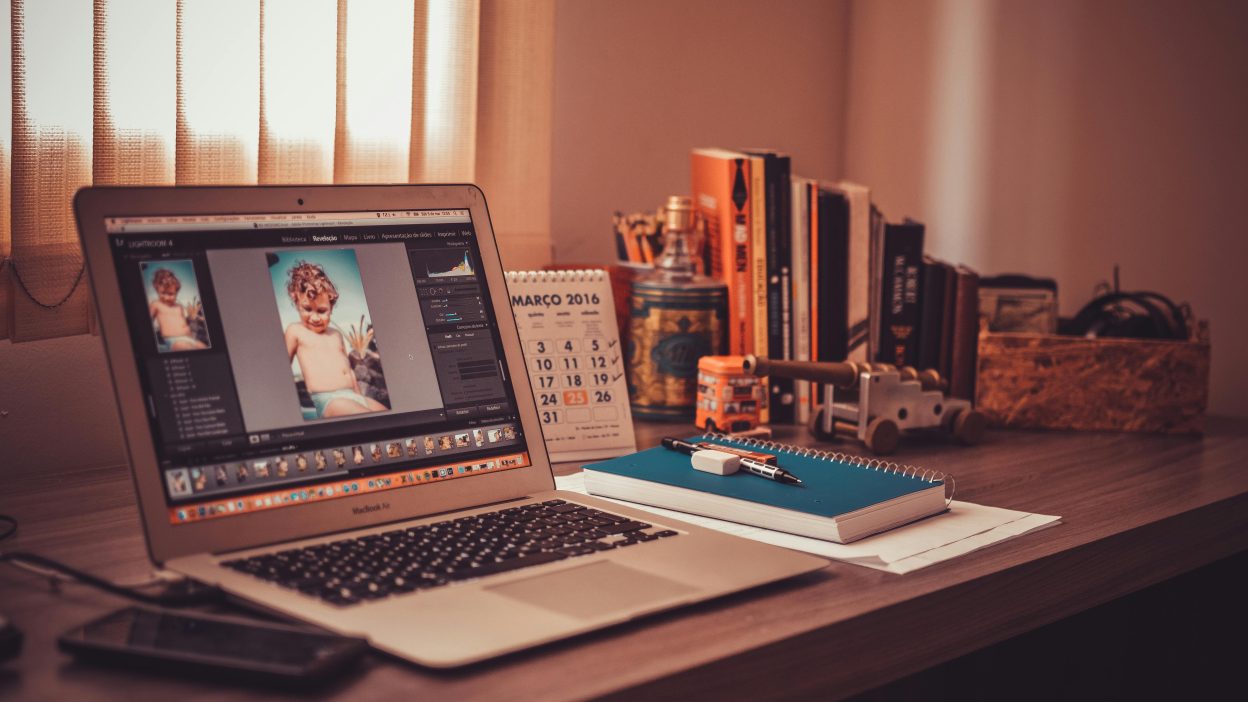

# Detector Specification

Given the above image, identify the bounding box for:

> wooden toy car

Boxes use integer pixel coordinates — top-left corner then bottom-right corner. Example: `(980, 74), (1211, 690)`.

(741, 355), (987, 455)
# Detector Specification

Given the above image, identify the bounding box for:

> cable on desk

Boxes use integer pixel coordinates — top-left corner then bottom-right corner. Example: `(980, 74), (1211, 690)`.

(5, 554), (177, 590)
(0, 514), (221, 607)
(0, 551), (222, 607)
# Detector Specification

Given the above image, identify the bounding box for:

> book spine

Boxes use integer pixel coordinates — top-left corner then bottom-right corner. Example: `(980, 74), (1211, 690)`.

(949, 266), (981, 400)
(762, 155), (782, 364)
(749, 153), (794, 424)
(747, 155), (769, 423)
(840, 184), (872, 364)
(937, 261), (958, 381)
(877, 221), (925, 367)
(751, 153), (784, 422)
(867, 204), (885, 362)
(808, 183), (819, 401)
(916, 256), (947, 372)
(819, 190), (849, 362)
(691, 151), (752, 355)
(790, 177), (810, 424)
(734, 159), (752, 358)
(691, 153), (726, 278)
(773, 156), (794, 423)
(812, 189), (848, 411)
(835, 202), (850, 363)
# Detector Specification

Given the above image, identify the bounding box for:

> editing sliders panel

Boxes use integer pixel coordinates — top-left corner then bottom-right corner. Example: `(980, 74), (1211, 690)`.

(169, 452), (531, 524)
(419, 282), (488, 325)
(430, 329), (506, 404)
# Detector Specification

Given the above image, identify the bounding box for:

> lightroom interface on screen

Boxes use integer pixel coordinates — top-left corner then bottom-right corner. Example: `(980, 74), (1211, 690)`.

(105, 208), (530, 524)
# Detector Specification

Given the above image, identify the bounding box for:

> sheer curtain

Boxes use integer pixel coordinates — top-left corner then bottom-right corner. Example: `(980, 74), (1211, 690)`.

(0, 0), (553, 342)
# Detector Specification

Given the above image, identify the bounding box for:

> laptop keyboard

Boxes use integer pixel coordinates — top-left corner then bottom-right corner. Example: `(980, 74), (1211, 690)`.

(221, 499), (679, 606)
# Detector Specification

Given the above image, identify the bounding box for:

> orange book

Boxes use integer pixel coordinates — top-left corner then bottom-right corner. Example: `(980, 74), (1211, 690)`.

(691, 148), (752, 355)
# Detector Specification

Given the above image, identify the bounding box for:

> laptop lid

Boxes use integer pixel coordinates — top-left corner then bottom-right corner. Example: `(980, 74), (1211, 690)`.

(75, 185), (554, 564)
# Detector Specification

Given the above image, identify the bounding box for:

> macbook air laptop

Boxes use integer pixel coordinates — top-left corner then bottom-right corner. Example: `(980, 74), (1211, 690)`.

(75, 184), (825, 668)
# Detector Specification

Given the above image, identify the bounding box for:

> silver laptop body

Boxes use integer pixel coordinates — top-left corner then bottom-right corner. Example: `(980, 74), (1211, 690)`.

(75, 184), (825, 667)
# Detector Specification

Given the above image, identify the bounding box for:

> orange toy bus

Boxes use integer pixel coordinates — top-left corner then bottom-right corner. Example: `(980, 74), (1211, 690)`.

(695, 356), (767, 432)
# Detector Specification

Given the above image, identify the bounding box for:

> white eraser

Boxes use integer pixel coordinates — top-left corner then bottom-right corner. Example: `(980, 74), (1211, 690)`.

(691, 449), (741, 475)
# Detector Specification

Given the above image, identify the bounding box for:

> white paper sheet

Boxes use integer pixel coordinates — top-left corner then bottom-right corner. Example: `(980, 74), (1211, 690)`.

(555, 472), (1061, 574)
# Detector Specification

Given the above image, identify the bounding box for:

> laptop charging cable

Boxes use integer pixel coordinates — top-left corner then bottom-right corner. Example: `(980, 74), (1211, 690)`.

(0, 514), (222, 607)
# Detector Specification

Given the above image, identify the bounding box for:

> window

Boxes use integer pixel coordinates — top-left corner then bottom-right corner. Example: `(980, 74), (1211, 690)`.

(0, 0), (553, 342)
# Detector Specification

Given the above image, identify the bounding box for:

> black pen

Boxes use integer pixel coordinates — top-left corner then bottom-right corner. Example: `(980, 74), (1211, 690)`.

(737, 456), (804, 485)
(661, 437), (804, 486)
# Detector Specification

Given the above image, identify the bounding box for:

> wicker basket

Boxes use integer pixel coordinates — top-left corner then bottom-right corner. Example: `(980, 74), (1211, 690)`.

(975, 321), (1210, 434)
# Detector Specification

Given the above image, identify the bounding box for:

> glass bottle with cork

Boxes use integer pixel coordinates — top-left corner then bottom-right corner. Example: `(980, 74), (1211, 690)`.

(627, 196), (728, 419)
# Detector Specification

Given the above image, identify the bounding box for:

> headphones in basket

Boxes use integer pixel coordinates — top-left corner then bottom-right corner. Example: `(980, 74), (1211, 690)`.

(1066, 289), (1189, 341)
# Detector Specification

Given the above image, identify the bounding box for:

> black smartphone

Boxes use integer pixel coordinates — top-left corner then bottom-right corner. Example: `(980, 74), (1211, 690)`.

(58, 606), (368, 687)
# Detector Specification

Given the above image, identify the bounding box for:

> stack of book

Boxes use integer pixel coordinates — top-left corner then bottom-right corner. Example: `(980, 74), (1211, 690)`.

(690, 148), (982, 420)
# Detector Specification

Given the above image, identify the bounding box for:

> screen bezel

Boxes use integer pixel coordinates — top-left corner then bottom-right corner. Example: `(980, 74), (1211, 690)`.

(76, 184), (554, 563)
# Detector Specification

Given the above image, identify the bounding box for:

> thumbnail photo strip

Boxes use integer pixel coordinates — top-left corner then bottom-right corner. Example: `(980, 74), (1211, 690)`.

(164, 422), (525, 520)
(267, 248), (391, 421)
(141, 259), (211, 353)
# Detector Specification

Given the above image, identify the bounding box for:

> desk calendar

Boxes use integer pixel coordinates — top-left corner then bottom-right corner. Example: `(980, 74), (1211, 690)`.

(506, 270), (637, 463)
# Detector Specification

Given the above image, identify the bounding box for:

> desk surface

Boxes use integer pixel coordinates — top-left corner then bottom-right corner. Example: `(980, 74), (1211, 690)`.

(2, 419), (1246, 701)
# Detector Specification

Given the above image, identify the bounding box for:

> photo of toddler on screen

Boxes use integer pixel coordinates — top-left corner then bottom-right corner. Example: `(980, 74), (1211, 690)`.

(268, 249), (391, 420)
(142, 260), (211, 353)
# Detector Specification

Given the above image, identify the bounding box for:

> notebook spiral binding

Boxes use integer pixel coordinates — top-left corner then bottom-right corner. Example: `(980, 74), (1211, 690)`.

(505, 269), (606, 284)
(700, 432), (956, 507)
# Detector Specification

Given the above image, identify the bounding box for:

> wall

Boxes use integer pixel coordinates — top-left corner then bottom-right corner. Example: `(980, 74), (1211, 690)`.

(5, 0), (1245, 480)
(843, 0), (1248, 416)
(550, 0), (851, 264)
(0, 335), (125, 475)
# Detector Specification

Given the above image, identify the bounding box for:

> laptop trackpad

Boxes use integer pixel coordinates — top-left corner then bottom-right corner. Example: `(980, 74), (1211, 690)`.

(487, 561), (698, 619)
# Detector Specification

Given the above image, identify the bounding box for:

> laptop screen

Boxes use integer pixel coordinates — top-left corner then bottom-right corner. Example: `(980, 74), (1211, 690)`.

(104, 208), (531, 525)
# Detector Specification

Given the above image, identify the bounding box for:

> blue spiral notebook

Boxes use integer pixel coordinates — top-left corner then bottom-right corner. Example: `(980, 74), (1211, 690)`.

(582, 435), (952, 543)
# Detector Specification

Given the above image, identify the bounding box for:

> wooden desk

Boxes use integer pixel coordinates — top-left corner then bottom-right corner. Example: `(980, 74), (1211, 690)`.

(2, 419), (1246, 700)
